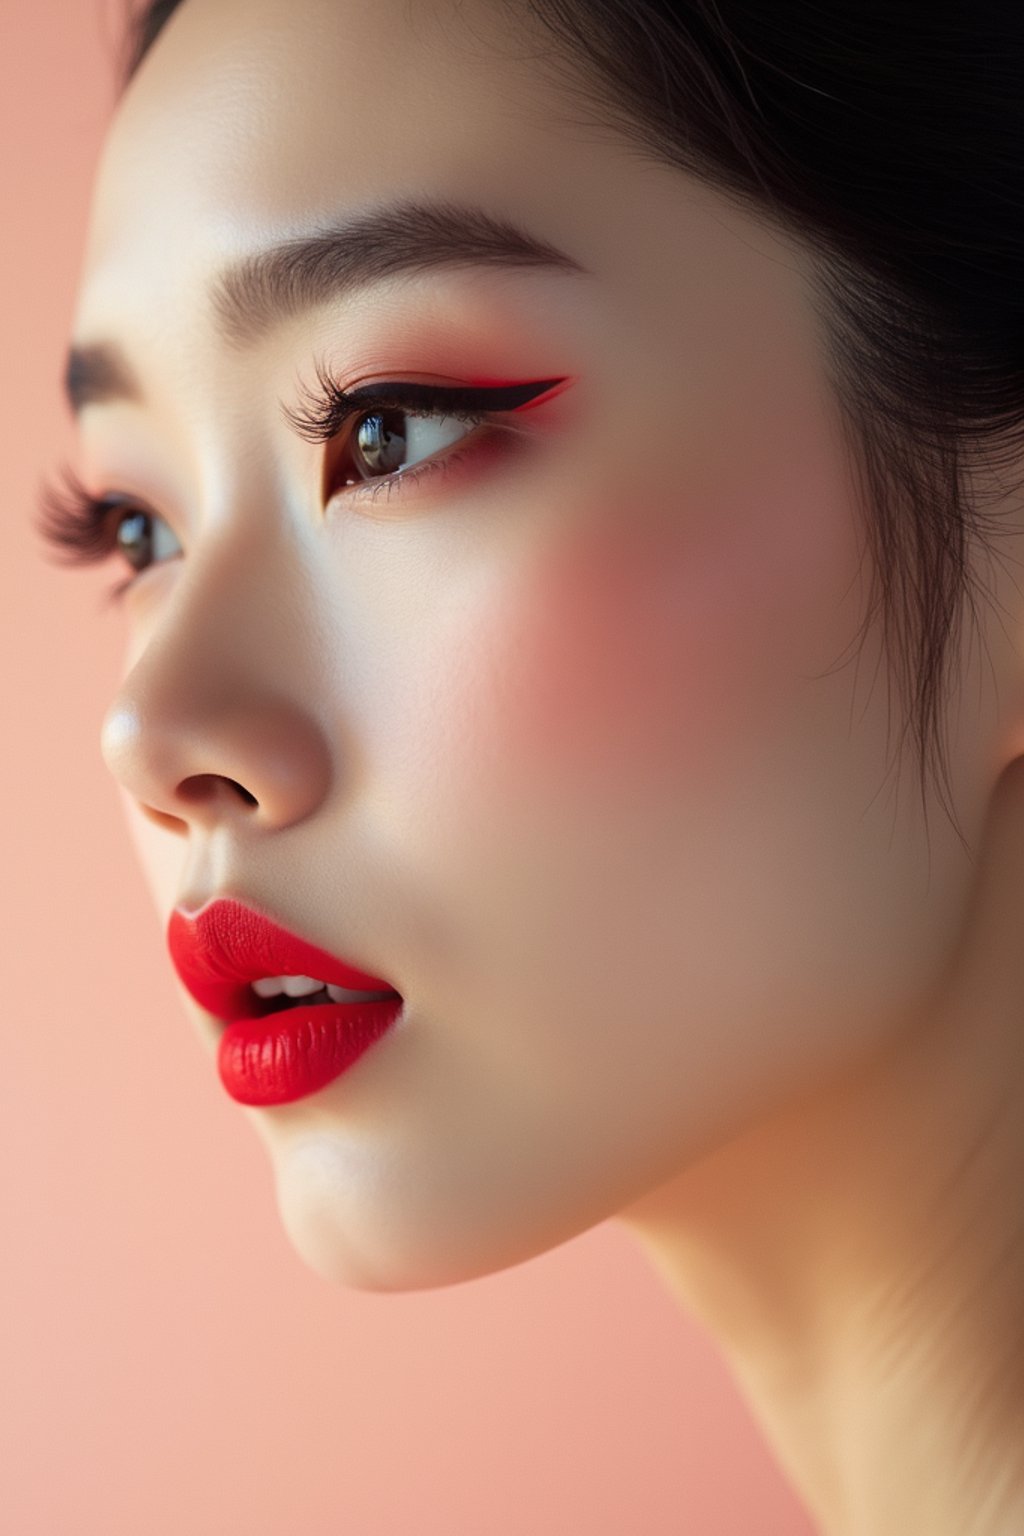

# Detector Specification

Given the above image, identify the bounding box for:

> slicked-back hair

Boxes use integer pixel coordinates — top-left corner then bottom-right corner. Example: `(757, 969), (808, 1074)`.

(122, 0), (1024, 847)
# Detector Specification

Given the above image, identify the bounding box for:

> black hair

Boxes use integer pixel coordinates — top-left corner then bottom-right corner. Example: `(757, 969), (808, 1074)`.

(122, 0), (1024, 848)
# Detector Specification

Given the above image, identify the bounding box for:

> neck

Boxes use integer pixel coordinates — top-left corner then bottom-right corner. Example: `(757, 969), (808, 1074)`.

(620, 781), (1024, 1535)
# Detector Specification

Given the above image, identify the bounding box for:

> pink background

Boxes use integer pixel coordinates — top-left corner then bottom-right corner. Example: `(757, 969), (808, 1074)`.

(0, 4), (817, 1531)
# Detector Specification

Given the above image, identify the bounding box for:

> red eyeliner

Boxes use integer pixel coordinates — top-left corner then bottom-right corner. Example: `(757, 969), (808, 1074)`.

(463, 374), (576, 409)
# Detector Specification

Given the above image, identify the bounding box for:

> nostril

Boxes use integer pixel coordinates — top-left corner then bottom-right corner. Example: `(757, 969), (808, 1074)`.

(177, 774), (259, 809)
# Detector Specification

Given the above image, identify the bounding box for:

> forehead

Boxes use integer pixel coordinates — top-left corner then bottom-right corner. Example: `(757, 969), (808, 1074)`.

(81, 0), (572, 291)
(74, 0), (821, 436)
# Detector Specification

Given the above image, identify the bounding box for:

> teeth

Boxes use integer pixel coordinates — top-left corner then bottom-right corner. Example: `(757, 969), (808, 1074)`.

(251, 974), (396, 1004)
(282, 974), (325, 998)
(251, 974), (324, 999)
(326, 982), (394, 1004)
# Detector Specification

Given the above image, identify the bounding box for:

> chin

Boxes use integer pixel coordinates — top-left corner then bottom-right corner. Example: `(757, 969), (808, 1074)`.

(266, 1131), (611, 1294)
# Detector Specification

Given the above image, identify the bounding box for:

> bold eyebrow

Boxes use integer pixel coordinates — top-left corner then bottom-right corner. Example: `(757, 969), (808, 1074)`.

(64, 342), (142, 416)
(64, 198), (586, 418)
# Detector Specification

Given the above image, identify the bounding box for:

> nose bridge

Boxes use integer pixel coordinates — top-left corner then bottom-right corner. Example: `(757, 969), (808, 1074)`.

(100, 535), (334, 832)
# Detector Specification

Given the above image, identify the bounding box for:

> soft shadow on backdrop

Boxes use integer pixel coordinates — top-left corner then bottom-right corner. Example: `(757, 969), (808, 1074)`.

(0, 4), (816, 1531)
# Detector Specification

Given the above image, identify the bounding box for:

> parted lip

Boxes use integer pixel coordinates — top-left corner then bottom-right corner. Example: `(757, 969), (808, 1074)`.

(166, 897), (400, 1023)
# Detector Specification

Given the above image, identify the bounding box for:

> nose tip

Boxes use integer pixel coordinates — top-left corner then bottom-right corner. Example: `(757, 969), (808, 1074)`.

(100, 691), (333, 835)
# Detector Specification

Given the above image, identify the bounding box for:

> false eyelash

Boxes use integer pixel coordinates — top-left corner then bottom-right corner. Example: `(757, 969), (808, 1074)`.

(282, 357), (566, 444)
(36, 462), (136, 568)
(35, 465), (146, 606)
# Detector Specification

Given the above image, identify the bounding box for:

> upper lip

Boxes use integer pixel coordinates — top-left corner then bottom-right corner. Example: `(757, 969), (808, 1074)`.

(167, 897), (400, 1022)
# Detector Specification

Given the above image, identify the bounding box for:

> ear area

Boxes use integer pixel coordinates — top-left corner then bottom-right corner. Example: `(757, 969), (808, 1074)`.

(930, 752), (1024, 1028)
(937, 461), (1024, 853)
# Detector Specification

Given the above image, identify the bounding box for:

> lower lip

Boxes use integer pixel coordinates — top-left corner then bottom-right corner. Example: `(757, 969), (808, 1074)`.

(217, 997), (404, 1106)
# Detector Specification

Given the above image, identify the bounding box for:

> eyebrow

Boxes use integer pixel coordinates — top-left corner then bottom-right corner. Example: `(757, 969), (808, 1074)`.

(64, 198), (586, 417)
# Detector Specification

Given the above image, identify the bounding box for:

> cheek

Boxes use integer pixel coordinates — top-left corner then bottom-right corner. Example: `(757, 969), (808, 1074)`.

(458, 501), (796, 811)
(503, 525), (700, 778)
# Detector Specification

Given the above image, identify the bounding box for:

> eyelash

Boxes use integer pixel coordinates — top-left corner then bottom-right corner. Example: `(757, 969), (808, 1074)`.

(37, 369), (565, 604)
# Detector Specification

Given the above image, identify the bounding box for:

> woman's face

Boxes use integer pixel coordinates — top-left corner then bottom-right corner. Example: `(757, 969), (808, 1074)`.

(71, 0), (1004, 1289)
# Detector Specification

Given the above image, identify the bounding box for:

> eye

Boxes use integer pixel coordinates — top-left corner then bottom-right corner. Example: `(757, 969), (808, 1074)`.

(283, 371), (570, 510)
(114, 507), (183, 575)
(331, 407), (479, 493)
(35, 466), (184, 603)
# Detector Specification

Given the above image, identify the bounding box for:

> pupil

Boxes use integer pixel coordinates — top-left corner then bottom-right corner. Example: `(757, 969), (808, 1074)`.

(355, 410), (407, 476)
(116, 511), (151, 571)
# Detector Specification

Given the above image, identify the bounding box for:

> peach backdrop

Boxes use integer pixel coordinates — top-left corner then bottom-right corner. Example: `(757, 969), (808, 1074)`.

(0, 4), (817, 1532)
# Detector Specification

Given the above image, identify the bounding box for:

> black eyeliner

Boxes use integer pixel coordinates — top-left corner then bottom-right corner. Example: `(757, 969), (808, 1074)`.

(283, 367), (566, 445)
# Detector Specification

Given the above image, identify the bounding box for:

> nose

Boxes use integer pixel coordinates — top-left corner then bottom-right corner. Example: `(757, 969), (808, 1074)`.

(100, 563), (334, 837)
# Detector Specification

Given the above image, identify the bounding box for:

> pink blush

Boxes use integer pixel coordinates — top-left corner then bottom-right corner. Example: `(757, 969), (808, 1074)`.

(465, 506), (756, 802)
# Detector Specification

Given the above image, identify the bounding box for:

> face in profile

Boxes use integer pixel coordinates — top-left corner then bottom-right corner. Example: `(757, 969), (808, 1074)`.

(67, 0), (1002, 1291)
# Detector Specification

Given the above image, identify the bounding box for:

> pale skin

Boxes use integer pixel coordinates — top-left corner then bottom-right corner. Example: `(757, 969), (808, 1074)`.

(67, 0), (1024, 1531)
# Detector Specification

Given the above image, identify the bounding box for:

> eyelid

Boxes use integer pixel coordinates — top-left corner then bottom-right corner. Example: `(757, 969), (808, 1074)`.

(281, 362), (570, 444)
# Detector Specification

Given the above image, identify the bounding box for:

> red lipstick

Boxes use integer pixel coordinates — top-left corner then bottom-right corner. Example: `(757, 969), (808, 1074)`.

(167, 898), (403, 1106)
